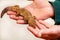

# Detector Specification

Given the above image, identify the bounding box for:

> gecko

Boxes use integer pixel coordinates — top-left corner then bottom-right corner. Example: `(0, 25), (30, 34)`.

(1, 5), (36, 28)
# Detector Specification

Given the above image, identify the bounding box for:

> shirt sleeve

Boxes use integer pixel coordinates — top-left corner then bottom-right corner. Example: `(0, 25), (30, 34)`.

(49, 0), (60, 25)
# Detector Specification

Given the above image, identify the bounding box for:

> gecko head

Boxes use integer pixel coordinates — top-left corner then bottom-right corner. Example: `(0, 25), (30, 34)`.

(0, 5), (19, 18)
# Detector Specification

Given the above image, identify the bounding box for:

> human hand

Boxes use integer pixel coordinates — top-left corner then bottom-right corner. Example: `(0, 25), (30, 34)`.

(27, 20), (60, 40)
(7, 0), (54, 24)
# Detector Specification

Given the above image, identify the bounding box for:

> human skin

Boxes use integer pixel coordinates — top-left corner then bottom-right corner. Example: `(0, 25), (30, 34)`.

(27, 20), (60, 40)
(7, 0), (54, 24)
(7, 0), (54, 40)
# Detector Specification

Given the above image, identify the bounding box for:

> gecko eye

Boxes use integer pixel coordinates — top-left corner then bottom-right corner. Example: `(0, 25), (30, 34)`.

(12, 6), (20, 12)
(14, 5), (20, 10)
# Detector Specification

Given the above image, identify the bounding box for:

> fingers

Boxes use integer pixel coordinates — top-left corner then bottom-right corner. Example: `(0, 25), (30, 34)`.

(27, 20), (49, 38)
(9, 15), (23, 20)
(16, 20), (27, 24)
(36, 20), (47, 29)
(7, 11), (16, 15)
(27, 26), (41, 38)
(7, 11), (23, 20)
(27, 26), (37, 35)
(7, 11), (26, 24)
(39, 20), (52, 28)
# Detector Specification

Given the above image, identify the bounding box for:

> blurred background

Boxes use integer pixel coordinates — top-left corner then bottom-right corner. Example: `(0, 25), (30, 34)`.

(0, 0), (55, 40)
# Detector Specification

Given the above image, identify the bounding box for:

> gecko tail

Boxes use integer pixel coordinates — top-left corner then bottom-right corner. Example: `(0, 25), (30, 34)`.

(1, 7), (8, 18)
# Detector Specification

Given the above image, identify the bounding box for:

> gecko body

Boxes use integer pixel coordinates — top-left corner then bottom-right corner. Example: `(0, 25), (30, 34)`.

(1, 5), (36, 28)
